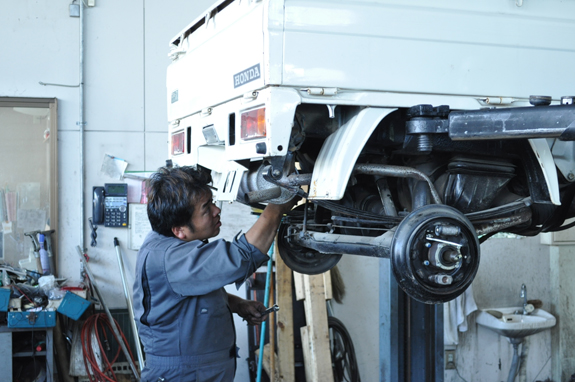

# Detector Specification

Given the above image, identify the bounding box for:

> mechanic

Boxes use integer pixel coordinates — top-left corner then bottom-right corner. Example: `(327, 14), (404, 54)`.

(132, 165), (297, 382)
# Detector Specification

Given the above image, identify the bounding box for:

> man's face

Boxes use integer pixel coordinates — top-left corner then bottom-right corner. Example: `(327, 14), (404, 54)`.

(174, 192), (222, 242)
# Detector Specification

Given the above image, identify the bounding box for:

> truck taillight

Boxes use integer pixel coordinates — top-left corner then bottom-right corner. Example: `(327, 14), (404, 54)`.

(171, 131), (185, 155)
(240, 108), (266, 140)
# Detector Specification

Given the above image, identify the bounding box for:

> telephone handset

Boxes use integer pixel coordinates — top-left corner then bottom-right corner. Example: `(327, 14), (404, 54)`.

(92, 183), (129, 227)
(92, 187), (105, 224)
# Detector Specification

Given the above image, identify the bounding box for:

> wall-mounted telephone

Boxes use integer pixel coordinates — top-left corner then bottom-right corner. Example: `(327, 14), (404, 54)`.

(92, 183), (129, 227)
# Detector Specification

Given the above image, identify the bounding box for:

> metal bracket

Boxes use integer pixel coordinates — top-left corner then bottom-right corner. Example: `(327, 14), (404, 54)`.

(268, 152), (294, 180)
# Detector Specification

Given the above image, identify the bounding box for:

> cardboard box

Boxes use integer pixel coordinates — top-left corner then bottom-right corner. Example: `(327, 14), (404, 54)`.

(71, 289), (87, 299)
(46, 299), (62, 311)
(8, 311), (56, 328)
(9, 298), (21, 311)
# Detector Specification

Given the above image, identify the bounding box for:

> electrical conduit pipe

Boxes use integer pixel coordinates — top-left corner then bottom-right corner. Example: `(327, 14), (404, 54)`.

(257, 244), (274, 382)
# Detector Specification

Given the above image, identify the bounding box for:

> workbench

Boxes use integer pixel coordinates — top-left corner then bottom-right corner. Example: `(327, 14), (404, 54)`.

(0, 325), (54, 382)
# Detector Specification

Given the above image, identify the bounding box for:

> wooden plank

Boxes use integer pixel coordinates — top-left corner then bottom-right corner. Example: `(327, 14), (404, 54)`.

(301, 274), (334, 382)
(69, 321), (85, 376)
(275, 242), (295, 382)
(255, 344), (280, 381)
(323, 269), (333, 301)
(293, 271), (305, 301)
(300, 326), (313, 382)
(69, 321), (103, 377)
(54, 316), (74, 382)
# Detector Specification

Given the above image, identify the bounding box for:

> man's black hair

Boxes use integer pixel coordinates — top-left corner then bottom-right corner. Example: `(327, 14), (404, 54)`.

(146, 166), (213, 237)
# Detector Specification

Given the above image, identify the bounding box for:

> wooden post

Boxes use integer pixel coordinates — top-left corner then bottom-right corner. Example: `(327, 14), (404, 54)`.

(293, 271), (304, 301)
(300, 274), (334, 382)
(275, 244), (295, 382)
(323, 268), (333, 301)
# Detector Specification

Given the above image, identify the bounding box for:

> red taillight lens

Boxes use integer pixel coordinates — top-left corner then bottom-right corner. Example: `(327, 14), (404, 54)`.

(240, 108), (266, 140)
(171, 131), (185, 155)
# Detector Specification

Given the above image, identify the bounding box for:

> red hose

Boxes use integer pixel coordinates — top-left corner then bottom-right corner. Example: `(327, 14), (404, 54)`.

(80, 313), (136, 382)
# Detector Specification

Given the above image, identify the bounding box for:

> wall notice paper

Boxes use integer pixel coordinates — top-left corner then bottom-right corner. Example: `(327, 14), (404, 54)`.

(128, 203), (152, 250)
(2, 222), (12, 234)
(5, 191), (17, 222)
(101, 153), (128, 180)
(0, 189), (6, 222)
(18, 182), (41, 210)
(17, 209), (47, 233)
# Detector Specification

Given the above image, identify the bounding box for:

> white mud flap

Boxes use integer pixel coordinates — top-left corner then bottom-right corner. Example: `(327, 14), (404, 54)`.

(309, 107), (396, 200)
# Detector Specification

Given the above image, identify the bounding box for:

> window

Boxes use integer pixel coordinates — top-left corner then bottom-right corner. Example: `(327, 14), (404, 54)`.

(0, 98), (58, 273)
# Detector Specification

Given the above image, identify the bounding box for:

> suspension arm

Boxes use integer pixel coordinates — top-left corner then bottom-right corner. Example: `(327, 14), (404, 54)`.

(290, 230), (394, 258)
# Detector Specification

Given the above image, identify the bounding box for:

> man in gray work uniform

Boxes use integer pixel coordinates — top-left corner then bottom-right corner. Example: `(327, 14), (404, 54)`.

(133, 166), (296, 382)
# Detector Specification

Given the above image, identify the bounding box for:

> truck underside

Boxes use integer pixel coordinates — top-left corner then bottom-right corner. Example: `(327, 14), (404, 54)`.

(232, 100), (575, 303)
(167, 0), (575, 303)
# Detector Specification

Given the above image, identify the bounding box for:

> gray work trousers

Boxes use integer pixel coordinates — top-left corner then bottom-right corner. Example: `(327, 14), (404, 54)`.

(141, 347), (236, 382)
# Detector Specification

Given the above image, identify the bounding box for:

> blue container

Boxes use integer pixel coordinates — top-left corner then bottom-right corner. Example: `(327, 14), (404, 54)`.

(0, 287), (10, 311)
(8, 311), (56, 328)
(57, 291), (91, 320)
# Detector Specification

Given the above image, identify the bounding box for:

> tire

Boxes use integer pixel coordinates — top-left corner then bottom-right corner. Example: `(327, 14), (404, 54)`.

(277, 205), (342, 275)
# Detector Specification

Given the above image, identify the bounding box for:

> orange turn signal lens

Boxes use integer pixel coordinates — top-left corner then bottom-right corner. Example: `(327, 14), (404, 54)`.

(171, 131), (185, 155)
(240, 108), (266, 140)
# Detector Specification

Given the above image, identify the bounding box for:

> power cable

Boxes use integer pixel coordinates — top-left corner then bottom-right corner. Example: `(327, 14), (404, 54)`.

(80, 313), (136, 382)
(454, 364), (469, 382)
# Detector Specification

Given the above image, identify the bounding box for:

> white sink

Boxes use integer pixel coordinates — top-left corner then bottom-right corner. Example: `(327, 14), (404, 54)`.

(476, 307), (556, 339)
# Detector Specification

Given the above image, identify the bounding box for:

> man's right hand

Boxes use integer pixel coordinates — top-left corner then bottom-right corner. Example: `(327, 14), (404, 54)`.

(269, 194), (301, 215)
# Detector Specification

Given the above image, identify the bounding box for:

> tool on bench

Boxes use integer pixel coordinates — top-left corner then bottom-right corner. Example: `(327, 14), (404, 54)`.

(38, 234), (50, 274)
(24, 230), (43, 274)
(24, 229), (56, 276)
(39, 229), (57, 276)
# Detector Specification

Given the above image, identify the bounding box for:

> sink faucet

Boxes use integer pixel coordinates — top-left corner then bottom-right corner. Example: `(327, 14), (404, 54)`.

(521, 284), (529, 315)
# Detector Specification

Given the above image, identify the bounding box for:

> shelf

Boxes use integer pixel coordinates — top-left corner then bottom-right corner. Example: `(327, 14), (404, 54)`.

(13, 351), (47, 357)
(0, 326), (53, 382)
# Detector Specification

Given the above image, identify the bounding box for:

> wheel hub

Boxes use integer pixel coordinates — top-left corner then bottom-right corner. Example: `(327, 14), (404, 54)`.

(277, 210), (342, 275)
(391, 204), (480, 304)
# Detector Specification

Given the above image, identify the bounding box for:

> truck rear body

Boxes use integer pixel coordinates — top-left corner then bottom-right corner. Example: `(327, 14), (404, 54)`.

(165, 0), (575, 303)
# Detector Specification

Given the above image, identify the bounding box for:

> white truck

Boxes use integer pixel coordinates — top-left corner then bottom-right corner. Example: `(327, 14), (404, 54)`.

(166, 0), (575, 303)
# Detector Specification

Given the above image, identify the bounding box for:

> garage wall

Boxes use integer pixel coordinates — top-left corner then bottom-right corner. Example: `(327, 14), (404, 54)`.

(1, 0), (256, 378)
(446, 236), (554, 382)
(1, 0), (215, 305)
(2, 2), (572, 382)
(332, 256), (381, 382)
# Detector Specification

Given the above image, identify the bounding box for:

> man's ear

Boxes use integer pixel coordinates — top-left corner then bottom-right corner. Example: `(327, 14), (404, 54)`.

(172, 226), (187, 240)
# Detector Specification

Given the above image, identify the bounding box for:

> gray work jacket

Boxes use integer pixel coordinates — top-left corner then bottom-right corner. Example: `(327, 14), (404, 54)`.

(132, 231), (269, 357)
